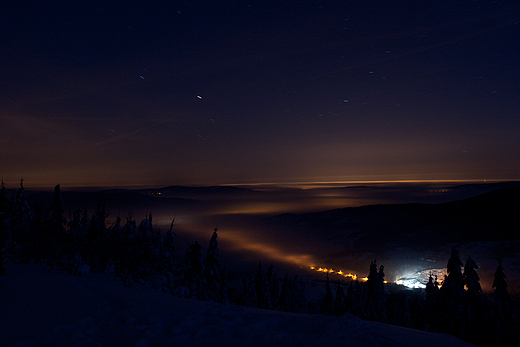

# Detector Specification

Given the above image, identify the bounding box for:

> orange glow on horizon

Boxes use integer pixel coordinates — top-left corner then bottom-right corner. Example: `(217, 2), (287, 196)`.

(223, 179), (505, 190)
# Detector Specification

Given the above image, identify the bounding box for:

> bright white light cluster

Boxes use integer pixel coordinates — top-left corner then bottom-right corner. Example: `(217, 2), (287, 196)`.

(395, 267), (447, 289)
(396, 278), (426, 289)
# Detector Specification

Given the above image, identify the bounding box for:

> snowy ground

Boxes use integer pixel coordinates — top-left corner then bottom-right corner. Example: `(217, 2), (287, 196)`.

(0, 264), (478, 347)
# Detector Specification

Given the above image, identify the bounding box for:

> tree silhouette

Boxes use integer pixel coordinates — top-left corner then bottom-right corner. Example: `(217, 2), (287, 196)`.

(10, 179), (34, 231)
(266, 265), (279, 310)
(438, 248), (465, 336)
(48, 184), (66, 236)
(238, 275), (257, 307)
(185, 241), (205, 299)
(333, 280), (346, 317)
(364, 261), (387, 322)
(492, 258), (512, 347)
(461, 256), (491, 345)
(0, 180), (8, 275)
(204, 228), (226, 302)
(492, 258), (509, 315)
(424, 272), (440, 331)
(83, 204), (108, 272)
(321, 273), (334, 315)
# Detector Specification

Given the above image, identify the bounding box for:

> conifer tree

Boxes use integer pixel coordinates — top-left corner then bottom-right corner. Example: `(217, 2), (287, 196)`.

(164, 219), (176, 259)
(364, 261), (387, 322)
(0, 180), (8, 275)
(333, 280), (346, 317)
(123, 215), (137, 240)
(492, 258), (509, 316)
(255, 262), (265, 308)
(345, 281), (355, 314)
(138, 213), (153, 240)
(364, 261), (378, 296)
(366, 264), (388, 322)
(9, 179), (35, 260)
(322, 273), (334, 315)
(84, 204), (108, 271)
(426, 273), (440, 301)
(395, 296), (412, 328)
(437, 248), (465, 336)
(10, 179), (34, 232)
(204, 228), (225, 302)
(185, 241), (203, 278)
(185, 241), (205, 299)
(118, 216), (138, 280)
(0, 180), (10, 219)
(0, 214), (5, 276)
(46, 184), (70, 262)
(80, 208), (90, 232)
(279, 273), (291, 312)
(461, 256), (492, 345)
(492, 258), (511, 347)
(8, 179), (35, 261)
(128, 214), (151, 279)
(463, 257), (484, 302)
(48, 184), (66, 236)
(345, 280), (363, 317)
(67, 209), (82, 237)
(110, 216), (123, 246)
(266, 265), (279, 310)
(163, 220), (176, 275)
(67, 208), (88, 256)
(441, 248), (465, 300)
(425, 273), (440, 331)
(238, 275), (257, 307)
(290, 276), (306, 313)
(136, 214), (154, 268)
(260, 276), (273, 310)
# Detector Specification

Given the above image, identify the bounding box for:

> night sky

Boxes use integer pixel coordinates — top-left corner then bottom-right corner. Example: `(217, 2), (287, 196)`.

(2, 1), (520, 188)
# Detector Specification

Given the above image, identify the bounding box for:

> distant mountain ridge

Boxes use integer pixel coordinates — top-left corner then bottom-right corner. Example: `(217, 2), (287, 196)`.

(26, 190), (202, 218)
(136, 185), (257, 197)
(24, 183), (520, 246)
(266, 185), (520, 251)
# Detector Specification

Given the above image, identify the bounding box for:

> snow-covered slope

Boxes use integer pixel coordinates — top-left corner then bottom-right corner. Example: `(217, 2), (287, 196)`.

(0, 264), (477, 347)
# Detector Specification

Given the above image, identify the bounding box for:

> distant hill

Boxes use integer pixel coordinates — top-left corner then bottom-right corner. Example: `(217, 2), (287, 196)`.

(266, 185), (520, 252)
(27, 190), (202, 218)
(136, 185), (257, 198)
(25, 185), (259, 222)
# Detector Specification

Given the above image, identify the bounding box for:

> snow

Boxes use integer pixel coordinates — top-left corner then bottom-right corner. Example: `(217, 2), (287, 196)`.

(1, 264), (477, 347)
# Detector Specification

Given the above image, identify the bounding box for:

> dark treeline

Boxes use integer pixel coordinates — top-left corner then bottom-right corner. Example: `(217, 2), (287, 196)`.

(0, 181), (518, 346)
(0, 181), (227, 302)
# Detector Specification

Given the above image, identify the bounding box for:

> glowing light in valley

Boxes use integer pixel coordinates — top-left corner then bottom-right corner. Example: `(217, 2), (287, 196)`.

(309, 265), (440, 286)
(395, 268), (447, 289)
(309, 266), (360, 281)
(217, 230), (316, 268)
(396, 278), (426, 289)
(186, 223), (449, 290)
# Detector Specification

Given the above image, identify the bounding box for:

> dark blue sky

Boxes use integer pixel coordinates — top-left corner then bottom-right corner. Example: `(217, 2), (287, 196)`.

(2, 1), (520, 187)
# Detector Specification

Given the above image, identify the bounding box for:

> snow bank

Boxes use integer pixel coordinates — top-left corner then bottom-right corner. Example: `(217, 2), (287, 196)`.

(0, 264), (476, 347)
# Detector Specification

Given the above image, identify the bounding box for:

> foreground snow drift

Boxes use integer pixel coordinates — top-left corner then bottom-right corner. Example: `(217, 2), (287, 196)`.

(1, 264), (476, 347)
